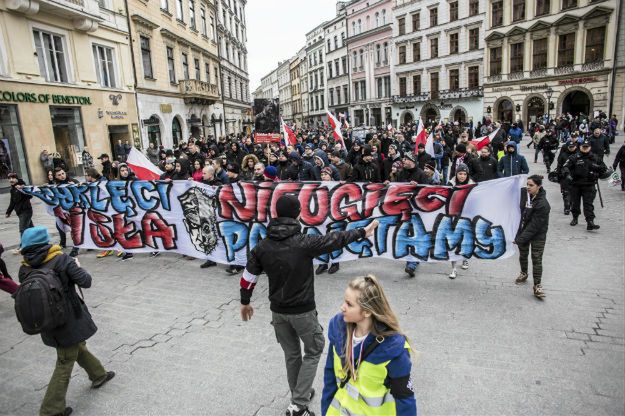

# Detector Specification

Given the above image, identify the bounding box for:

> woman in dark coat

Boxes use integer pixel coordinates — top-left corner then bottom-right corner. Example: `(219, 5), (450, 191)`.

(515, 174), (551, 298)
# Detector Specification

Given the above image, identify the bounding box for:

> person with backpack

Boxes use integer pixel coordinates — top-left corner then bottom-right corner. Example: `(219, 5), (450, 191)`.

(15, 227), (115, 416)
(321, 274), (416, 416)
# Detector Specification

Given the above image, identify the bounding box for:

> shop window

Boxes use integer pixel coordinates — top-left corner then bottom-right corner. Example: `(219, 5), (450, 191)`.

(0, 105), (28, 188)
(92, 44), (116, 88)
(33, 29), (69, 83)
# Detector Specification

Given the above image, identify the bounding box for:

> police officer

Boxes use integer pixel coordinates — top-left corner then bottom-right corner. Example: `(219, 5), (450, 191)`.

(562, 139), (607, 230)
(555, 140), (578, 215)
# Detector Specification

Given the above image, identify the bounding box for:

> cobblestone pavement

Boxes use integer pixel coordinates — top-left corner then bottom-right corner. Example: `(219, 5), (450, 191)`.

(0, 143), (623, 416)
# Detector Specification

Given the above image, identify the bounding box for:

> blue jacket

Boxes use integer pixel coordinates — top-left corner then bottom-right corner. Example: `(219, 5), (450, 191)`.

(508, 127), (523, 143)
(321, 313), (417, 416)
(497, 153), (529, 177)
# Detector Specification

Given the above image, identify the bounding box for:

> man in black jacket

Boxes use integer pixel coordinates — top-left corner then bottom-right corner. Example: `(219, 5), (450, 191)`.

(588, 128), (610, 161)
(5, 173), (34, 251)
(240, 195), (378, 416)
(474, 147), (499, 182)
(349, 145), (381, 182)
(18, 227), (114, 416)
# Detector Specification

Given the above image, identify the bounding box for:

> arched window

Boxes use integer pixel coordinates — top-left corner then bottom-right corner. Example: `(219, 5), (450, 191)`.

(358, 19), (362, 33)
(382, 9), (386, 25)
(172, 117), (182, 146)
(353, 51), (357, 68)
(376, 44), (381, 64)
(366, 16), (370, 30)
(375, 12), (380, 27)
(334, 36), (338, 49)
(383, 42), (388, 63)
(359, 49), (364, 68)
(352, 21), (356, 35)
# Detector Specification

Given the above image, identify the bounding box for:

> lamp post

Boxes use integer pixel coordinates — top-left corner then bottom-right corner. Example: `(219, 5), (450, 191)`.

(545, 87), (554, 124)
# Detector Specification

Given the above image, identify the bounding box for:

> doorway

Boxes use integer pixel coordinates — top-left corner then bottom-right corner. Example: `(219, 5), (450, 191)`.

(50, 107), (85, 177)
(108, 125), (130, 160)
(526, 96), (545, 127)
(497, 99), (513, 122)
(562, 90), (591, 116)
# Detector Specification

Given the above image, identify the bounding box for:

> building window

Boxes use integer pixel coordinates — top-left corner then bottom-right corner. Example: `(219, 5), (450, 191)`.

(328, 62), (333, 78)
(377, 77), (383, 98)
(92, 44), (116, 88)
(335, 60), (340, 76)
(376, 44), (381, 64)
(399, 45), (406, 64)
(352, 52), (357, 70)
(383, 42), (388, 63)
(201, 8), (207, 36)
(469, 28), (479, 50)
(532, 38), (548, 69)
(535, 0), (550, 16)
(384, 76), (390, 97)
(558, 32), (575, 65)
(468, 66), (479, 88)
(449, 1), (458, 21)
(513, 0), (525, 21)
(359, 49), (364, 68)
(33, 29), (69, 83)
(334, 35), (338, 49)
(140, 36), (153, 78)
(449, 68), (460, 90)
(469, 0), (479, 16)
(354, 82), (359, 101)
(430, 37), (438, 58)
(327, 39), (331, 52)
(210, 17), (216, 40)
(585, 27), (605, 63)
(352, 21), (356, 35)
(449, 33), (459, 54)
(182, 52), (189, 79)
(341, 32), (346, 46)
(342, 56), (347, 74)
(413, 42), (421, 61)
(412, 12), (420, 31)
(429, 7), (438, 26)
(358, 19), (362, 33)
(167, 46), (176, 82)
(510, 42), (524, 72)
(491, 0), (503, 27)
(330, 88), (335, 106)
(205, 62), (210, 82)
(399, 77), (407, 96)
(194, 58), (200, 80)
(176, 0), (183, 21)
(489, 47), (502, 75)
(189, 0), (196, 29)
(160, 0), (168, 12)
(343, 85), (348, 103)
(398, 17), (406, 35)
(361, 80), (366, 100)
(413, 74), (421, 94)
(562, 0), (576, 9)
(430, 72), (439, 99)
(337, 87), (341, 104)
(382, 9), (386, 25)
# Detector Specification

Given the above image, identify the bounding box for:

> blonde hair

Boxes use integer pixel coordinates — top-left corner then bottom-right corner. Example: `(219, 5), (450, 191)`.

(343, 274), (410, 378)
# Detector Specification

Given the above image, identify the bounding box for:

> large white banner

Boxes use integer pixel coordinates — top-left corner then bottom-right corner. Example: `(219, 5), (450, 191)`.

(23, 177), (524, 265)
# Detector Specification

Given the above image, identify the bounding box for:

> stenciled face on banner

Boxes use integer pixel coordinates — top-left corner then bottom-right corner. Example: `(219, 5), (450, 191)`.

(178, 187), (219, 255)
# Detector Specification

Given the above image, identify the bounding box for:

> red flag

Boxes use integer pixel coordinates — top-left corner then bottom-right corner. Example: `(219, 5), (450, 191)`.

(127, 147), (163, 180)
(470, 127), (501, 150)
(326, 111), (346, 148)
(414, 117), (428, 152)
(281, 118), (297, 146)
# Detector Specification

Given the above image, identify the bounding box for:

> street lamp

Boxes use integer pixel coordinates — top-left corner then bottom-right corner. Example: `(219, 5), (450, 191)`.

(545, 87), (554, 123)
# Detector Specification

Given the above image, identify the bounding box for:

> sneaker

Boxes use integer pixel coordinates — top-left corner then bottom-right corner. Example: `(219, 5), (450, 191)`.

(533, 284), (545, 299)
(97, 250), (113, 258)
(200, 260), (216, 268)
(315, 264), (328, 275)
(92, 371), (115, 389)
(69, 248), (79, 257)
(404, 266), (415, 278)
(226, 265), (243, 275)
(11, 248), (20, 255)
(328, 263), (340, 274)
(515, 272), (528, 284)
(448, 268), (457, 279)
(151, 251), (160, 257)
(461, 260), (469, 270)
(121, 253), (134, 261)
(285, 403), (315, 416)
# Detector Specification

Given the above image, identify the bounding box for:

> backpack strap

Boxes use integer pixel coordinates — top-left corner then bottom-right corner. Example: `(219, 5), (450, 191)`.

(339, 335), (385, 388)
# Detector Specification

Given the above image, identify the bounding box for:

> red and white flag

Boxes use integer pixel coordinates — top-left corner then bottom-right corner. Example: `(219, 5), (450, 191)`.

(338, 112), (350, 129)
(127, 147), (163, 180)
(414, 117), (428, 152)
(281, 117), (297, 146)
(470, 127), (501, 151)
(326, 111), (346, 148)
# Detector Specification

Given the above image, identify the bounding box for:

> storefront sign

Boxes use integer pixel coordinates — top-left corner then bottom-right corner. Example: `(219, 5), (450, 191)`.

(0, 91), (92, 105)
(492, 87), (513, 92)
(559, 77), (597, 85)
(160, 103), (173, 113)
(519, 84), (548, 92)
(106, 111), (128, 119)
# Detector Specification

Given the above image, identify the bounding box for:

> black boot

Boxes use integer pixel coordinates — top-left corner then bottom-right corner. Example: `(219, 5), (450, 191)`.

(315, 264), (328, 274)
(586, 220), (600, 231)
(328, 263), (340, 274)
(570, 216), (578, 226)
(200, 260), (216, 268)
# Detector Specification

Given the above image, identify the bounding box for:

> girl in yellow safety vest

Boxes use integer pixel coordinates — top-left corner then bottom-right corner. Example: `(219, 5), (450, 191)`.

(321, 275), (417, 416)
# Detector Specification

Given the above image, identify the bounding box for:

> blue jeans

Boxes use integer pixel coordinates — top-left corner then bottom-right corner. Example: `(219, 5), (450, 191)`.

(406, 261), (419, 271)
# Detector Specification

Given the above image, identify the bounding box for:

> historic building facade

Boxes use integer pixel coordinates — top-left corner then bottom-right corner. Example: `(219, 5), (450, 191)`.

(305, 23), (327, 126)
(483, 0), (619, 126)
(346, 0), (393, 127)
(391, 0), (485, 126)
(289, 50), (304, 126)
(277, 60), (292, 122)
(324, 5), (350, 121)
(0, 0), (138, 187)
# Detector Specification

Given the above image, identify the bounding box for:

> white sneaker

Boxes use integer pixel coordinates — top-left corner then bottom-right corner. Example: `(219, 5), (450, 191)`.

(449, 268), (457, 279)
(461, 260), (469, 270)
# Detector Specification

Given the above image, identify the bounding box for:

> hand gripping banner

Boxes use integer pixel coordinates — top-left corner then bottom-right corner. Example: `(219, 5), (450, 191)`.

(22, 176), (524, 266)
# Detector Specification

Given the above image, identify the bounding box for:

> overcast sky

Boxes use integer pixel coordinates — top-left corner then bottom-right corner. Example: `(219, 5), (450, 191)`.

(247, 0), (339, 92)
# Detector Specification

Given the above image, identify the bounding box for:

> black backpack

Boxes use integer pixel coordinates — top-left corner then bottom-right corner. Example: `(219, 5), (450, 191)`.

(14, 261), (67, 335)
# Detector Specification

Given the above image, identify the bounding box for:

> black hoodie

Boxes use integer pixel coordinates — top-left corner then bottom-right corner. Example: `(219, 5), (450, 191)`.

(6, 179), (32, 216)
(241, 217), (365, 314)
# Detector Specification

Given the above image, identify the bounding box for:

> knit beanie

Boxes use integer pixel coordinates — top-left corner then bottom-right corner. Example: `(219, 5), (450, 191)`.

(21, 226), (50, 249)
(264, 166), (278, 180)
(276, 194), (301, 219)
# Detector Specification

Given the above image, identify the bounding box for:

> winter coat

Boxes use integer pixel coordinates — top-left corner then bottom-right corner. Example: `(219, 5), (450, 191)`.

(497, 152), (529, 177)
(241, 217), (365, 314)
(450, 154), (482, 180)
(508, 127), (523, 143)
(333, 160), (353, 181)
(474, 156), (499, 182)
(349, 161), (381, 183)
(19, 244), (97, 348)
(588, 134), (610, 159)
(613, 144), (625, 170)
(398, 166), (428, 184)
(146, 147), (160, 165)
(562, 151), (607, 186)
(382, 154), (401, 181)
(416, 151), (433, 170)
(516, 187), (550, 244)
(6, 179), (32, 215)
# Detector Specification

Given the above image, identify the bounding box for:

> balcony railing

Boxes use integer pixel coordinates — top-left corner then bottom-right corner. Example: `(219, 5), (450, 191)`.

(487, 74), (502, 83)
(7, 0), (102, 30)
(392, 92), (430, 103)
(530, 68), (548, 77)
(180, 79), (220, 104)
(509, 71), (524, 80)
(439, 87), (483, 99)
(555, 64), (575, 75)
(582, 61), (604, 71)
